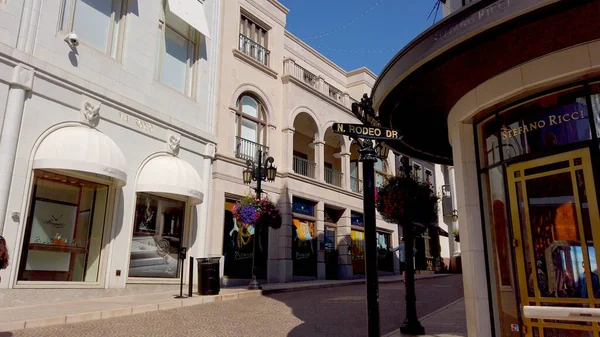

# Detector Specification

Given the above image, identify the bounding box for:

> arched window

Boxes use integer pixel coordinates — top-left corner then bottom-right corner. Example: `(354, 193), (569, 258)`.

(234, 94), (267, 160)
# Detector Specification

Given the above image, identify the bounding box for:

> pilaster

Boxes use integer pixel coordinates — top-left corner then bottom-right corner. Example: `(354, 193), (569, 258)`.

(316, 201), (325, 279)
(313, 140), (325, 182)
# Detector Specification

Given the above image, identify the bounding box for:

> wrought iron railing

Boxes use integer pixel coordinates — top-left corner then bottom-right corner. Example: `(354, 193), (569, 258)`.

(238, 34), (270, 66)
(350, 177), (362, 193)
(293, 156), (316, 179)
(235, 137), (269, 161)
(324, 167), (343, 187)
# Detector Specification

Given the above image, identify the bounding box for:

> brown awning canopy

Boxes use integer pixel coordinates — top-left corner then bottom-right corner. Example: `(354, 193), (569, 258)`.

(372, 0), (600, 165)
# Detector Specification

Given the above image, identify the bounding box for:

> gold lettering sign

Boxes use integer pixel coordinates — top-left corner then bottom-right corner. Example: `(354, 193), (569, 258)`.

(331, 123), (402, 140)
(501, 111), (585, 140)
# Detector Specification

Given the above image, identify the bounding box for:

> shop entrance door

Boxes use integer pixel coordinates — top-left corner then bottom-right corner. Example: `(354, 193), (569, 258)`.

(507, 148), (600, 336)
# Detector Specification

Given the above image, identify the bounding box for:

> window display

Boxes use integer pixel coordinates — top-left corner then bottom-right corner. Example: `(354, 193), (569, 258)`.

(18, 170), (108, 282)
(351, 230), (365, 274)
(292, 218), (317, 277)
(128, 193), (185, 278)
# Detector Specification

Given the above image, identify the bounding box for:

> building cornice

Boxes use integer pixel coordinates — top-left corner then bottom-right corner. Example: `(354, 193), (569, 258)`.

(245, 0), (286, 27)
(347, 67), (378, 80)
(267, 0), (290, 14)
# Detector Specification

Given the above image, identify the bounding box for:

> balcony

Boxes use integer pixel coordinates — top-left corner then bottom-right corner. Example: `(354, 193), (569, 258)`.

(239, 34), (270, 66)
(283, 59), (352, 109)
(293, 156), (316, 179)
(350, 177), (362, 193)
(235, 137), (269, 162)
(324, 167), (343, 187)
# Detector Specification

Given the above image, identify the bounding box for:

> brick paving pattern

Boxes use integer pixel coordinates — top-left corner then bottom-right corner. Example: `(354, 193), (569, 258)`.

(6, 275), (464, 337)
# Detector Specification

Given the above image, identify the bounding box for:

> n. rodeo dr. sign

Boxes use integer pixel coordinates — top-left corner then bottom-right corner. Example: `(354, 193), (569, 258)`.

(332, 123), (403, 141)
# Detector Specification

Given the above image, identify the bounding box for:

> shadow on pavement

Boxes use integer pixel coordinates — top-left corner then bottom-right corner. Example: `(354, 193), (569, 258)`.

(264, 274), (464, 337)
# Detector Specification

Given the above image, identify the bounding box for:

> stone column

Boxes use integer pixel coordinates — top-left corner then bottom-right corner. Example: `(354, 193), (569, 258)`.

(340, 152), (351, 190)
(337, 209), (353, 279)
(316, 201), (325, 279)
(0, 64), (34, 235)
(451, 122), (490, 336)
(273, 190), (293, 283)
(449, 166), (460, 256)
(313, 140), (325, 182)
(282, 127), (295, 173)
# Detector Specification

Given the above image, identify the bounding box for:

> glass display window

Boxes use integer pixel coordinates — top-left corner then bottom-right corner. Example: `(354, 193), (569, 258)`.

(18, 170), (109, 282)
(128, 193), (186, 278)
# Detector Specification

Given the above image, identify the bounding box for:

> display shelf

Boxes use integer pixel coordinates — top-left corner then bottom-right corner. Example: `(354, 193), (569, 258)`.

(28, 243), (87, 254)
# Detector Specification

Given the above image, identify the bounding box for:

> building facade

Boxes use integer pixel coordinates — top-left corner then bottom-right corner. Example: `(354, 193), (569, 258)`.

(0, 0), (220, 290)
(373, 0), (600, 336)
(208, 0), (420, 284)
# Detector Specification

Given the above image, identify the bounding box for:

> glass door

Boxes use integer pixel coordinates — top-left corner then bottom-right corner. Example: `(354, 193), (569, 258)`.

(507, 148), (600, 337)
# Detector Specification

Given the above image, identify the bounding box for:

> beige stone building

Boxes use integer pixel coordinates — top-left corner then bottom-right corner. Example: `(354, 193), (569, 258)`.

(207, 0), (403, 284)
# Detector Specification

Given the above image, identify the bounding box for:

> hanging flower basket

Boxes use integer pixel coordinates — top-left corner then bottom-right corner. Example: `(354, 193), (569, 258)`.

(375, 172), (439, 227)
(232, 194), (282, 229)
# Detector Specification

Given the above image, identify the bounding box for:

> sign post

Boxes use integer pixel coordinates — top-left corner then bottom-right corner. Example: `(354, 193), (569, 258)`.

(335, 94), (402, 337)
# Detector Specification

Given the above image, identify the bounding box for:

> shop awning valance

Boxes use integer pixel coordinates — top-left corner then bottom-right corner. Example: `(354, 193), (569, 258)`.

(136, 155), (204, 205)
(33, 125), (128, 186)
(167, 0), (211, 38)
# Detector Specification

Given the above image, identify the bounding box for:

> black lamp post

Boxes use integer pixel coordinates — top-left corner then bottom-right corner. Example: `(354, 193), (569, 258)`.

(242, 149), (276, 290)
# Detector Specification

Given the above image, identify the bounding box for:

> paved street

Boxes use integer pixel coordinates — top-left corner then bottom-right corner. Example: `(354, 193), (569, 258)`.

(5, 275), (464, 337)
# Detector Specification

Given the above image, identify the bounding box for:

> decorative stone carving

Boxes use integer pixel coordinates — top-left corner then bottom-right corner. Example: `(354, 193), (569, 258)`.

(167, 132), (181, 156)
(10, 64), (35, 90)
(80, 96), (101, 127)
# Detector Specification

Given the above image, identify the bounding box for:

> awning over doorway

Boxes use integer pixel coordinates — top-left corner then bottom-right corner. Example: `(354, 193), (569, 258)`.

(136, 155), (204, 205)
(167, 0), (211, 38)
(33, 125), (128, 186)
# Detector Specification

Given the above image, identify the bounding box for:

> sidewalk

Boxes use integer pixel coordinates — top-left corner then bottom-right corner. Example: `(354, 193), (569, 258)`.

(0, 274), (450, 332)
(383, 298), (466, 337)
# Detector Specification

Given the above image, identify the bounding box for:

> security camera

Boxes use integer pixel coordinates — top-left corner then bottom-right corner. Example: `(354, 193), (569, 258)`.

(64, 32), (79, 47)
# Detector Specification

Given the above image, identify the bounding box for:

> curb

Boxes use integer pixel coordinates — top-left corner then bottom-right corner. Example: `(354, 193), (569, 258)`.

(262, 274), (452, 295)
(0, 290), (262, 332)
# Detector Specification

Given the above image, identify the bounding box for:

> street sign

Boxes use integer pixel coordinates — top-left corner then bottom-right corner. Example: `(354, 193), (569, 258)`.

(332, 123), (403, 140)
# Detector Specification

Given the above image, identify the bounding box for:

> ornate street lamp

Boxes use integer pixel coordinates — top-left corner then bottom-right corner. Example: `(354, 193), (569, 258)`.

(375, 142), (390, 160)
(242, 149), (277, 290)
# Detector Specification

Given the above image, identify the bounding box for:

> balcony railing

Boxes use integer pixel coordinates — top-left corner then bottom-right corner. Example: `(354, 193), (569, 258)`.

(235, 137), (269, 162)
(239, 34), (270, 66)
(293, 156), (316, 179)
(324, 167), (343, 187)
(350, 177), (362, 193)
(283, 59), (353, 109)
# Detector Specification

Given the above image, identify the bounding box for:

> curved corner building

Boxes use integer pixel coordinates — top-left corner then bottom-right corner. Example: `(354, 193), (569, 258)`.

(373, 0), (600, 336)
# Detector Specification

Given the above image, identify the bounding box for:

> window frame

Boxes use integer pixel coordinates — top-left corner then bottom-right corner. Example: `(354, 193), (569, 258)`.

(238, 11), (270, 66)
(425, 169), (433, 184)
(155, 0), (199, 97)
(235, 94), (268, 146)
(375, 158), (387, 187)
(59, 0), (126, 59)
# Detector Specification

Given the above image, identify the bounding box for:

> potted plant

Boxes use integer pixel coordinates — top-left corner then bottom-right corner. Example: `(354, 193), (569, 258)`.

(375, 172), (439, 227)
(453, 229), (460, 243)
(232, 193), (282, 230)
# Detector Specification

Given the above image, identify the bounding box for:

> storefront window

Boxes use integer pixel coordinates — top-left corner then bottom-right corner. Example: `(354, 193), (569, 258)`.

(377, 231), (394, 272)
(128, 193), (185, 278)
(590, 83), (600, 138)
(500, 89), (591, 161)
(222, 198), (268, 279)
(351, 211), (364, 227)
(351, 230), (365, 274)
(18, 170), (109, 282)
(478, 115), (501, 168)
(481, 167), (519, 336)
(292, 218), (317, 276)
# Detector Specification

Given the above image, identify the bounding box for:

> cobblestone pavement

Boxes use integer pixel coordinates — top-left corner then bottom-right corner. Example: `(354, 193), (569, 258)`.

(5, 275), (464, 337)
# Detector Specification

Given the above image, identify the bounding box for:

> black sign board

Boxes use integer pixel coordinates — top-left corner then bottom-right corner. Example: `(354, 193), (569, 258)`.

(332, 123), (403, 140)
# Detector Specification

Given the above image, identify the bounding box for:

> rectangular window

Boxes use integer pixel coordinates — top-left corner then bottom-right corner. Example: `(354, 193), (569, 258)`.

(413, 163), (422, 181)
(425, 169), (433, 184)
(351, 211), (364, 227)
(238, 14), (269, 65)
(129, 193), (186, 278)
(157, 2), (198, 95)
(18, 170), (109, 283)
(60, 0), (124, 57)
(351, 230), (365, 274)
(377, 231), (394, 272)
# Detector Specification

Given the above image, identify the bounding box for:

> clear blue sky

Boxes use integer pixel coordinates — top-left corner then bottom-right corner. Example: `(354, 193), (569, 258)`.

(280, 0), (444, 75)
